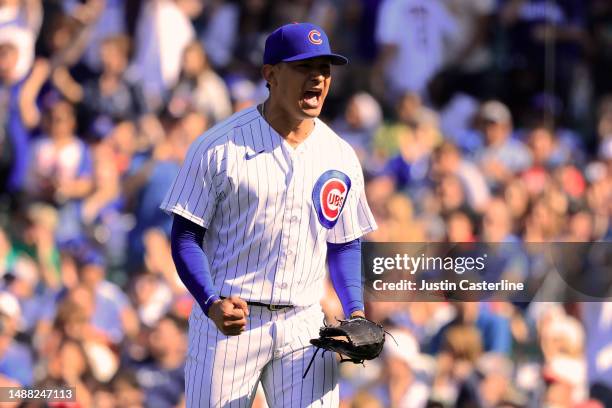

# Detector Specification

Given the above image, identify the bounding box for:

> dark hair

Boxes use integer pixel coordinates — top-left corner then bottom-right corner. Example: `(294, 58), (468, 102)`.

(159, 313), (189, 333)
(58, 338), (93, 380)
(101, 34), (132, 58)
(433, 141), (460, 158)
(42, 94), (76, 117)
(111, 370), (140, 390)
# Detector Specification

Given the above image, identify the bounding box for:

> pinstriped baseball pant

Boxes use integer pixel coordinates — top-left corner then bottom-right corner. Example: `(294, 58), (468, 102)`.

(185, 303), (339, 408)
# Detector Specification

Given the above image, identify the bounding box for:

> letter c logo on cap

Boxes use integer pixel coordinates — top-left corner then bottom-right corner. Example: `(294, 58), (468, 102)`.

(308, 30), (322, 45)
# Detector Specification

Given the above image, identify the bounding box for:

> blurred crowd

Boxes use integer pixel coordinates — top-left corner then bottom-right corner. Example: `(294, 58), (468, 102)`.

(0, 0), (611, 407)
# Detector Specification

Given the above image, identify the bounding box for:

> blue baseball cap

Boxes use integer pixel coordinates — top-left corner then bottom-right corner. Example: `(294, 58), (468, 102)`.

(263, 22), (348, 66)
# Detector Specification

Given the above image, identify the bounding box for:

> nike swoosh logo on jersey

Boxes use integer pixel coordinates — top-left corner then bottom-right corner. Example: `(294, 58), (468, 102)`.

(245, 150), (265, 160)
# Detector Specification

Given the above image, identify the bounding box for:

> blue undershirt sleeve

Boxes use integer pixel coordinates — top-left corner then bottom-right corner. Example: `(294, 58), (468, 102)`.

(327, 238), (364, 317)
(170, 215), (220, 316)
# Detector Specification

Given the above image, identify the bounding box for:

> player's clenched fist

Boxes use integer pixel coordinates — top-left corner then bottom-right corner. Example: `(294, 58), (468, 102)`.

(208, 295), (250, 336)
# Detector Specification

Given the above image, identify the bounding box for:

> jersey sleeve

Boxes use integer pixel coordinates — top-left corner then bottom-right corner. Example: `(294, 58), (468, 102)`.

(160, 136), (223, 228)
(327, 152), (377, 244)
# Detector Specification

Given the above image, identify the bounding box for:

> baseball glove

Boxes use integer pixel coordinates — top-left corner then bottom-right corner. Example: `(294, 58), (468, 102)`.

(303, 316), (385, 378)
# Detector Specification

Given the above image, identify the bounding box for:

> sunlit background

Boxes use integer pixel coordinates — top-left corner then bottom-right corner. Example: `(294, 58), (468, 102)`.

(0, 0), (611, 407)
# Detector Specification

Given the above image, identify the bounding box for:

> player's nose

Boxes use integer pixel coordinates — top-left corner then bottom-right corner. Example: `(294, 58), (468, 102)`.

(307, 71), (328, 88)
(308, 65), (330, 80)
(307, 70), (324, 83)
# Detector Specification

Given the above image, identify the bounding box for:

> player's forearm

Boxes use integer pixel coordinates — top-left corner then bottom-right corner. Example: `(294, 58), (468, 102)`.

(170, 215), (220, 316)
(327, 239), (364, 317)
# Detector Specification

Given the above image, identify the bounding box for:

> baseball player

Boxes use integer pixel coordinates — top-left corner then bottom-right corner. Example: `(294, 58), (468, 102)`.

(161, 22), (377, 407)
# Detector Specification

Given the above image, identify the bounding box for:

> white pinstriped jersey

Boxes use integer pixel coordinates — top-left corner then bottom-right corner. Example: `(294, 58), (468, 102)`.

(160, 106), (377, 307)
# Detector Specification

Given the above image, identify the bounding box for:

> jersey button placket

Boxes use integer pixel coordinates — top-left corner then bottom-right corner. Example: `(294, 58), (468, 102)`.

(284, 155), (304, 262)
(276, 154), (297, 301)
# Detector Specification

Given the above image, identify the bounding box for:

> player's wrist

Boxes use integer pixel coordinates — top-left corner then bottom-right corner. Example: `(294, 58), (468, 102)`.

(202, 295), (222, 317)
(349, 309), (365, 319)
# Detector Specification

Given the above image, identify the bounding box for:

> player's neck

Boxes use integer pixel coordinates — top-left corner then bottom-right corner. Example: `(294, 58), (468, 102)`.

(260, 101), (315, 148)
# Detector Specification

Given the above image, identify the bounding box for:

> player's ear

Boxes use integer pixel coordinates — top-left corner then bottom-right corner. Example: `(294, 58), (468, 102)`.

(261, 64), (277, 89)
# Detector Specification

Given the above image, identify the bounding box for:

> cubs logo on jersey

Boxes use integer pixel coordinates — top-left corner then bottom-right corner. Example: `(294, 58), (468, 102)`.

(312, 170), (351, 229)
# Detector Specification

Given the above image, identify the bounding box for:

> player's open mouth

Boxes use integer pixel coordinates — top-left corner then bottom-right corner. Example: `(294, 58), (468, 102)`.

(302, 89), (322, 108)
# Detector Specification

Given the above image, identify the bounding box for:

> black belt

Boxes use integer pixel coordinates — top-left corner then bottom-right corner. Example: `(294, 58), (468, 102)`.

(248, 301), (294, 311)
(220, 297), (294, 311)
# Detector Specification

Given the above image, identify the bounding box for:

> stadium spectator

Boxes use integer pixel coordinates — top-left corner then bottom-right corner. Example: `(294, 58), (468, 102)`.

(504, 179), (531, 232)
(371, 328), (432, 407)
(62, 0), (126, 72)
(131, 270), (174, 329)
(481, 197), (518, 242)
(373, 0), (458, 101)
(2, 255), (54, 338)
(333, 92), (384, 174)
(17, 203), (61, 285)
(26, 98), (93, 204)
(167, 40), (232, 124)
(436, 174), (470, 216)
(199, 0), (240, 70)
(111, 370), (146, 408)
(123, 111), (206, 265)
(41, 336), (94, 406)
(475, 100), (532, 189)
(445, 210), (477, 242)
(129, 0), (195, 110)
(63, 34), (148, 125)
(527, 124), (573, 170)
(431, 141), (490, 212)
(456, 353), (525, 407)
(0, 26), (36, 197)
(74, 248), (139, 343)
(125, 314), (187, 408)
(581, 302), (612, 406)
(0, 291), (32, 387)
(443, 0), (495, 76)
(430, 303), (512, 356)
